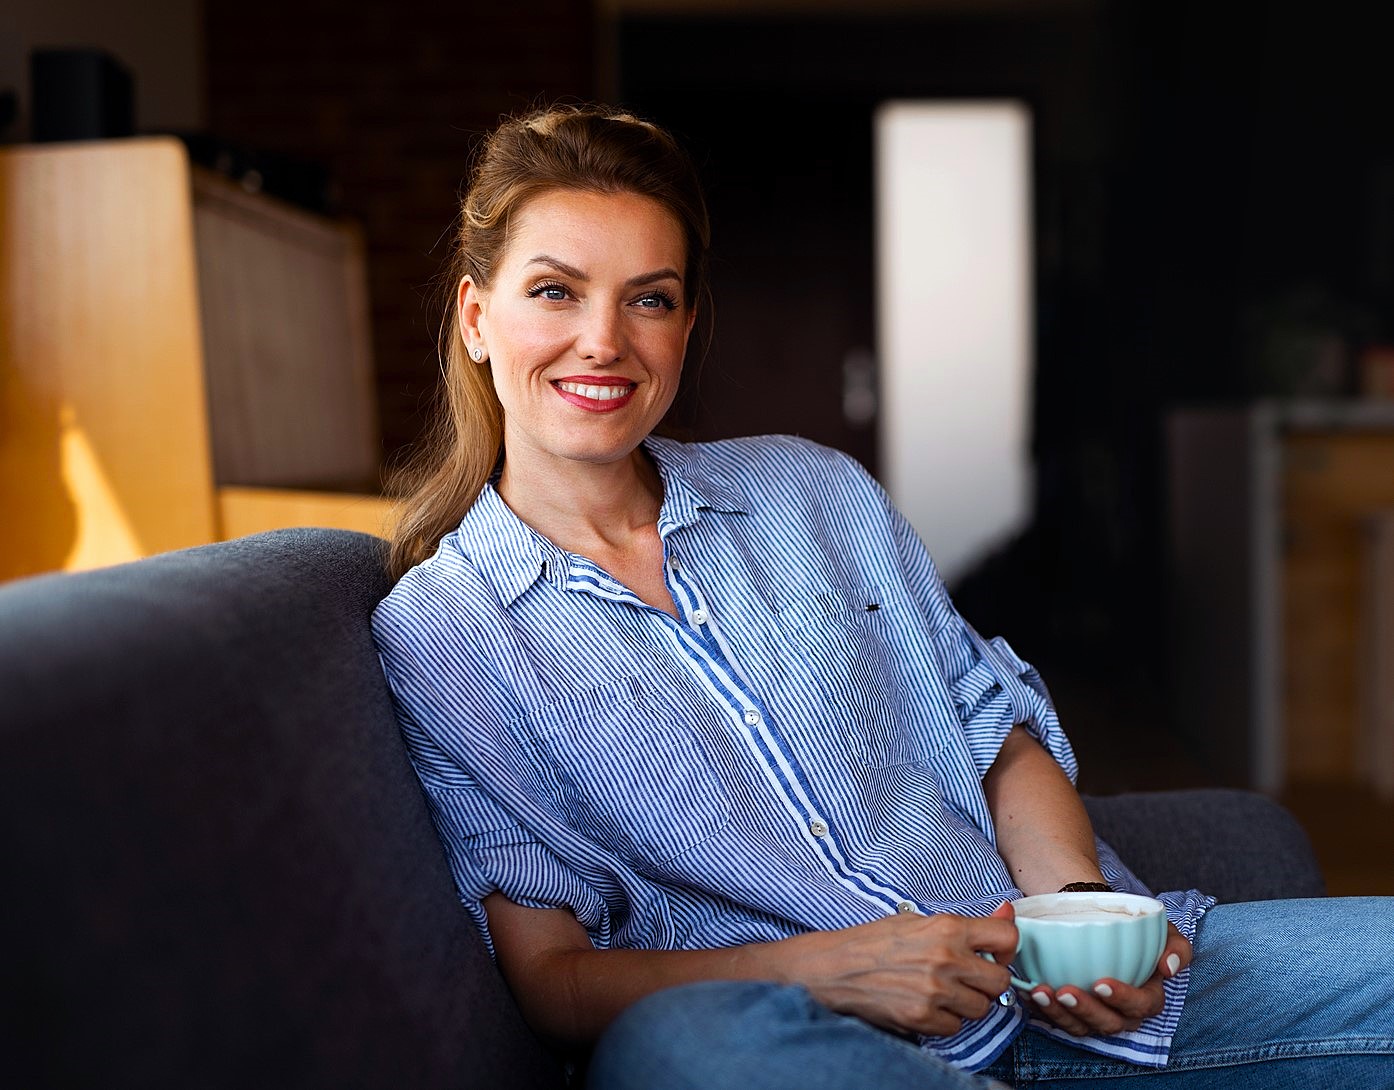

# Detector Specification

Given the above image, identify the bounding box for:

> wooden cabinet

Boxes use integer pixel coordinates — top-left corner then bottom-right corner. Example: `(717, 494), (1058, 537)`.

(1168, 401), (1394, 793)
(0, 138), (392, 582)
(1281, 429), (1394, 782)
(191, 164), (379, 491)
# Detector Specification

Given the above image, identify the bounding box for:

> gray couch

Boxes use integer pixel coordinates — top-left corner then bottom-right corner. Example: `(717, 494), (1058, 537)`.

(0, 529), (1325, 1089)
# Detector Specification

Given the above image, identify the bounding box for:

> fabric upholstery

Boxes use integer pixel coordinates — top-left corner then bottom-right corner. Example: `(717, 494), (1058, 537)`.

(1084, 789), (1326, 903)
(0, 529), (562, 1090)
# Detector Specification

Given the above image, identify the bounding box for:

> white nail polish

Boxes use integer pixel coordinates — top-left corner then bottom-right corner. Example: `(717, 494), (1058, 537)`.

(1166, 953), (1182, 976)
(1093, 983), (1114, 999)
(1058, 993), (1078, 1008)
(1032, 992), (1051, 1007)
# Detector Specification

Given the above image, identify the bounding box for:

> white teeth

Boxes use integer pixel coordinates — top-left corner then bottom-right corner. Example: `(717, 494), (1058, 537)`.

(557, 381), (631, 401)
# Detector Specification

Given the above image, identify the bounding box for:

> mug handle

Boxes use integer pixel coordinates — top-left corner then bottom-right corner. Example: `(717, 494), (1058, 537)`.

(979, 951), (1038, 992)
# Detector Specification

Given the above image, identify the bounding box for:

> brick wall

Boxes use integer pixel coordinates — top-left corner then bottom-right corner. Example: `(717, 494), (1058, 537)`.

(204, 1), (597, 468)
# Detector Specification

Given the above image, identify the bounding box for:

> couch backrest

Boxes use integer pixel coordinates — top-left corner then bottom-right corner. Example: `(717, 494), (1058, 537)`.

(0, 529), (563, 1089)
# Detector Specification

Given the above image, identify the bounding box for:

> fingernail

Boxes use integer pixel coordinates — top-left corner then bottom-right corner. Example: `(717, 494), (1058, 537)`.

(1058, 993), (1078, 1008)
(1166, 954), (1182, 976)
(1093, 983), (1114, 999)
(1032, 992), (1051, 1007)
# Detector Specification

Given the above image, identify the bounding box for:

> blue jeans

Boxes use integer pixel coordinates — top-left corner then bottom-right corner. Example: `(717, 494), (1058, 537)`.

(586, 898), (1394, 1089)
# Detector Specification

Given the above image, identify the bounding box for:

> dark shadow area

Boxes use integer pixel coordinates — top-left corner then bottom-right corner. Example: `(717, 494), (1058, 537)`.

(189, 0), (1393, 891)
(618, 1), (1394, 797)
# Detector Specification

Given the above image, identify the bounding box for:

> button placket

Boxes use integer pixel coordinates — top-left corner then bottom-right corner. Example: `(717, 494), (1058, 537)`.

(666, 550), (711, 629)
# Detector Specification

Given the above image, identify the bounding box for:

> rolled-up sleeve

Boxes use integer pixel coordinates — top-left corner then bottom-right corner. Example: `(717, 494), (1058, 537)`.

(395, 697), (611, 957)
(882, 496), (1077, 782)
(934, 618), (1077, 782)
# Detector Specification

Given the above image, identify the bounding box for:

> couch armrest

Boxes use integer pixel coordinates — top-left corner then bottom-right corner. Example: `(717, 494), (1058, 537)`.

(0, 529), (565, 1090)
(1083, 789), (1326, 902)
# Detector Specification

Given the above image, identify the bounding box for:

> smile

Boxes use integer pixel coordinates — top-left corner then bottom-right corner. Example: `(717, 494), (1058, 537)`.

(552, 379), (638, 411)
(554, 381), (634, 401)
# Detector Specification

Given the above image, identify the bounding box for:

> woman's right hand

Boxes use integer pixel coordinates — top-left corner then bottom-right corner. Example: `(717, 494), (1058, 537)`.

(484, 892), (1018, 1045)
(784, 902), (1018, 1038)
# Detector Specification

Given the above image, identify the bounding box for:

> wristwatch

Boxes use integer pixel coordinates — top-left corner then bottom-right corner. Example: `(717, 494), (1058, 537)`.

(1058, 881), (1112, 893)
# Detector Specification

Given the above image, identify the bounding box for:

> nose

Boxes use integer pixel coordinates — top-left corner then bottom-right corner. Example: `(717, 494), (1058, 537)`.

(576, 303), (627, 364)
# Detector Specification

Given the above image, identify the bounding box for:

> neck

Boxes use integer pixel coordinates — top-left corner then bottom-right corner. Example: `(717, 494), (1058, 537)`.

(496, 443), (663, 554)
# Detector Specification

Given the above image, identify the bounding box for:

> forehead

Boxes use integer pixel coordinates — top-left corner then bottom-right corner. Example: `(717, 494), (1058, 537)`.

(502, 188), (687, 271)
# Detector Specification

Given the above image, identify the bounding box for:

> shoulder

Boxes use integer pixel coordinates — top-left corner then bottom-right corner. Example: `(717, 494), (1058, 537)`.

(687, 434), (879, 496)
(371, 534), (496, 651)
(370, 539), (532, 732)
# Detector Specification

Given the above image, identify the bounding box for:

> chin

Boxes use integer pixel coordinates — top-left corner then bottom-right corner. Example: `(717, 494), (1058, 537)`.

(539, 435), (637, 465)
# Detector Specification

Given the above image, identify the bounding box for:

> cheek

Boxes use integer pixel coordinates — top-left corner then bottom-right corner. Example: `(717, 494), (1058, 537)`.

(635, 323), (690, 365)
(662, 333), (692, 373)
(492, 326), (567, 374)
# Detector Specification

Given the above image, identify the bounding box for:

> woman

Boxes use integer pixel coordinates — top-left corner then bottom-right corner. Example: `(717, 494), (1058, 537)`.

(372, 104), (1392, 1088)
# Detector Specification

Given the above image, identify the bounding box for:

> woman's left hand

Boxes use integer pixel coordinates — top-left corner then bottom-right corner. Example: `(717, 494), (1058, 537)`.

(1024, 923), (1192, 1037)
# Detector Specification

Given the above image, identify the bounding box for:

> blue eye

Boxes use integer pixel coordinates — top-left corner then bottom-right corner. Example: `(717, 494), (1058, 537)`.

(526, 281), (569, 301)
(635, 290), (678, 311)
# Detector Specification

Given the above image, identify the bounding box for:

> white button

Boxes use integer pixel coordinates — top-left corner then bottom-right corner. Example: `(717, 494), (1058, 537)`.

(669, 555), (680, 569)
(692, 609), (709, 625)
(809, 819), (828, 837)
(743, 710), (761, 726)
(896, 901), (917, 915)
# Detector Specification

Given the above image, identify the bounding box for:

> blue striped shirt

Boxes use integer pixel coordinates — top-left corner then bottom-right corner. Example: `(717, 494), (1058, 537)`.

(372, 434), (1213, 1071)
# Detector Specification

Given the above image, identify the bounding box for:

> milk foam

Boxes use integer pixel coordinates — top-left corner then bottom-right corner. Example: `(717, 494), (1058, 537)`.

(1025, 907), (1142, 922)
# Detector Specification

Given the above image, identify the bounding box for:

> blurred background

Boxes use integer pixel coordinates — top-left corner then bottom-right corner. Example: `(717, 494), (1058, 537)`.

(2, 0), (1391, 893)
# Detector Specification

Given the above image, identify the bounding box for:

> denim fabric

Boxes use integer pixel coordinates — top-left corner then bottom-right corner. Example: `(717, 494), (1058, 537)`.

(587, 980), (1010, 1090)
(588, 898), (1394, 1089)
(986, 897), (1394, 1087)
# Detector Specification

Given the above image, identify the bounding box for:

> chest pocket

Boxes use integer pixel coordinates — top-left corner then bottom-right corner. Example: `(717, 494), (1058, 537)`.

(511, 676), (732, 867)
(777, 586), (935, 769)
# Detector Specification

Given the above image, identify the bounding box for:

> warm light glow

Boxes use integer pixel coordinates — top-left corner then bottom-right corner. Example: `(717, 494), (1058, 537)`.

(875, 101), (1033, 586)
(58, 405), (144, 570)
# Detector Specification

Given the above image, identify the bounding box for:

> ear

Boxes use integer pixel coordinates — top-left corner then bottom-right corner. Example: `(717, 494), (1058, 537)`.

(458, 275), (488, 360)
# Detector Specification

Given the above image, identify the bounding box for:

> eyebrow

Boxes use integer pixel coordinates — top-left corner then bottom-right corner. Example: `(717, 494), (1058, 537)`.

(524, 255), (684, 288)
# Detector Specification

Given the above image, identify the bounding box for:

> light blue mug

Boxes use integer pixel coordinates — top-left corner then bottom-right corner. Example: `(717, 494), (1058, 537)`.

(1007, 892), (1168, 991)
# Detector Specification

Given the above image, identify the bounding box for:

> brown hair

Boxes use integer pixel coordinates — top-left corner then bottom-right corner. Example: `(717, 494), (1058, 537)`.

(385, 103), (712, 580)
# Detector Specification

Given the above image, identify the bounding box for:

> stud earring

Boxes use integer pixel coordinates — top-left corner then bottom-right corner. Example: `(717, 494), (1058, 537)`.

(472, 347), (483, 361)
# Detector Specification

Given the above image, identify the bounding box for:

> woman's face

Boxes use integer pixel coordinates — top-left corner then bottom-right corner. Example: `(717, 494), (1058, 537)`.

(460, 188), (696, 480)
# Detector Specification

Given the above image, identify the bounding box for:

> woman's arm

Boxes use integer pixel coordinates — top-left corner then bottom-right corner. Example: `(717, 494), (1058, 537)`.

(981, 726), (1192, 1036)
(484, 892), (1018, 1047)
(982, 725), (1105, 894)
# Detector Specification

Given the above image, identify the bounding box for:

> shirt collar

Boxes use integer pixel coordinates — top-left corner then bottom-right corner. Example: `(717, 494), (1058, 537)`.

(449, 436), (750, 608)
(451, 485), (564, 607)
(645, 435), (749, 533)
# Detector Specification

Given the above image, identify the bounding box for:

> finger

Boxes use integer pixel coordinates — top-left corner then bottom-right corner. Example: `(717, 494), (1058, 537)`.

(989, 900), (1016, 921)
(919, 963), (1011, 1026)
(1024, 987), (1092, 1036)
(1088, 977), (1165, 1022)
(942, 983), (1001, 1023)
(1029, 975), (1166, 1037)
(965, 955), (1012, 996)
(964, 914), (1019, 963)
(1048, 987), (1138, 1036)
(1158, 924), (1192, 978)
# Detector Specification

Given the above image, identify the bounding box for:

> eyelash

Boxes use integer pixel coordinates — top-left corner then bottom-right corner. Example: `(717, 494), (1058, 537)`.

(636, 290), (679, 312)
(525, 280), (570, 301)
(524, 281), (679, 312)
